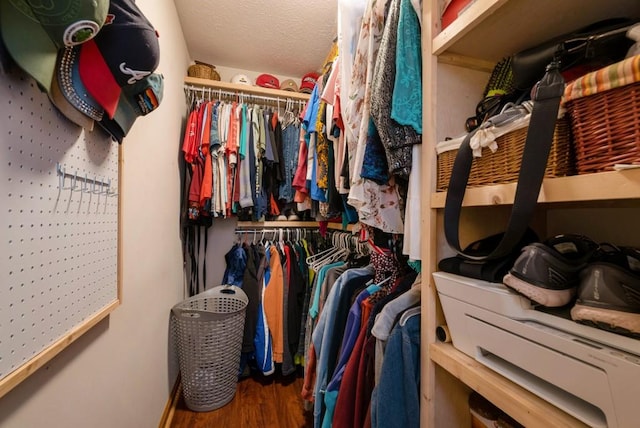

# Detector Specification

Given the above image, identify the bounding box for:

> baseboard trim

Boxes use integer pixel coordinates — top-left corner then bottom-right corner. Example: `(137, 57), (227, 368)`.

(158, 375), (181, 428)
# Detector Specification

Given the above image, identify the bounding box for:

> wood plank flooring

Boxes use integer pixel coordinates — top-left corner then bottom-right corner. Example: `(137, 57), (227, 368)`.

(170, 373), (313, 428)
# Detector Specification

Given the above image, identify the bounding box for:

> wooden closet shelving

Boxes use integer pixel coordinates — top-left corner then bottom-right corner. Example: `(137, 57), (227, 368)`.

(236, 221), (354, 232)
(430, 343), (589, 428)
(184, 77), (311, 102)
(431, 169), (640, 208)
(422, 0), (640, 427)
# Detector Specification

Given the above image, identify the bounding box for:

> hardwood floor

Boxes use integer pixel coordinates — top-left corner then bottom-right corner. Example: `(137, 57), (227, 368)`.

(170, 372), (313, 428)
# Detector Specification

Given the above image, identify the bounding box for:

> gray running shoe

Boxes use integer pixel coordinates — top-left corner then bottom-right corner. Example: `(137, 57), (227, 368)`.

(571, 245), (640, 337)
(503, 234), (598, 307)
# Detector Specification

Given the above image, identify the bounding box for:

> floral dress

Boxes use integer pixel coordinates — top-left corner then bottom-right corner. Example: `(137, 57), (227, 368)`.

(343, 0), (404, 234)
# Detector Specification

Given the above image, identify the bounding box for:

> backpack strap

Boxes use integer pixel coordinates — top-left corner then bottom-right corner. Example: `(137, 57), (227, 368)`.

(444, 61), (565, 261)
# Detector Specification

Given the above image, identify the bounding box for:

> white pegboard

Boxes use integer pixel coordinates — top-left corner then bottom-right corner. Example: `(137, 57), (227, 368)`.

(0, 68), (119, 381)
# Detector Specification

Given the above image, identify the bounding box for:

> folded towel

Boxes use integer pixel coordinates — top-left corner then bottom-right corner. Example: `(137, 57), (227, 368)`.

(563, 54), (640, 104)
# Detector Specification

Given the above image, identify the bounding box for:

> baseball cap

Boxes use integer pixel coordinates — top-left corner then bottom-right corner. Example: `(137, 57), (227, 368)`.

(98, 73), (164, 143)
(49, 46), (104, 130)
(300, 72), (320, 94)
(256, 73), (279, 89)
(280, 79), (299, 92)
(78, 0), (160, 120)
(231, 74), (251, 85)
(0, 0), (108, 92)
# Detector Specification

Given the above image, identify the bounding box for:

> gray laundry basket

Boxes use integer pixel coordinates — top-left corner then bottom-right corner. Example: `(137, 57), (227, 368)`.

(171, 285), (248, 412)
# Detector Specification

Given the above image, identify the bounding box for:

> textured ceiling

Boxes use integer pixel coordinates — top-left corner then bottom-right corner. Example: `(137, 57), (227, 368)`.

(173, 0), (338, 79)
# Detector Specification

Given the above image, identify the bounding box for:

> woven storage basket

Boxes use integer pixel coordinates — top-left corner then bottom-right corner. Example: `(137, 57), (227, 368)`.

(565, 81), (640, 174)
(187, 61), (221, 81)
(171, 285), (247, 412)
(436, 117), (573, 191)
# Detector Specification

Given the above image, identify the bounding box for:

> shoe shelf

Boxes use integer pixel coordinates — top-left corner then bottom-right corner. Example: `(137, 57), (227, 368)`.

(423, 0), (640, 426)
(430, 343), (589, 427)
(430, 169), (640, 208)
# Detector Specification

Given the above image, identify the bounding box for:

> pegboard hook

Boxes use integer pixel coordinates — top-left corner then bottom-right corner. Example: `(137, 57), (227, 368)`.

(81, 174), (89, 193)
(57, 163), (64, 191)
(56, 163), (77, 191)
(106, 179), (118, 197)
(91, 177), (101, 194)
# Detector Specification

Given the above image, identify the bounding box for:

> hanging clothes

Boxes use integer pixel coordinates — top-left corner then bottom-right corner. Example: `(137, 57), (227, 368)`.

(370, 0), (420, 179)
(219, 228), (324, 379)
(370, 308), (420, 428)
(312, 265), (375, 428)
(181, 89), (305, 222)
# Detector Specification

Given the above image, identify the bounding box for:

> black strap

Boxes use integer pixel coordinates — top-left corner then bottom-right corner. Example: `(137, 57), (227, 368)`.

(186, 225), (197, 296)
(202, 225), (208, 291)
(444, 62), (565, 261)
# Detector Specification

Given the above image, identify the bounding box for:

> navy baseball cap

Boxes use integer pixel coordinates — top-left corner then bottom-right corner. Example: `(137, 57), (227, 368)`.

(78, 0), (160, 119)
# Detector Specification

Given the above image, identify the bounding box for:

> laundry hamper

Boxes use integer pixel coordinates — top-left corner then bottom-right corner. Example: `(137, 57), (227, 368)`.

(171, 285), (248, 412)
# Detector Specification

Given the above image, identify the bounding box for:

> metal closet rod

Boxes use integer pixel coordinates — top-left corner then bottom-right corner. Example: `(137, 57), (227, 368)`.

(184, 84), (306, 106)
(234, 228), (320, 234)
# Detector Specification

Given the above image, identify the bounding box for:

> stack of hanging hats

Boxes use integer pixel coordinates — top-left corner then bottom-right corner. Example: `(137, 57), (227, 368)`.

(0, 0), (164, 143)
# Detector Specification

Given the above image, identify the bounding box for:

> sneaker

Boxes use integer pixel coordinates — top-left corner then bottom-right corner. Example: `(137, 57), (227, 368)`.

(503, 234), (598, 307)
(287, 213), (300, 221)
(571, 244), (640, 337)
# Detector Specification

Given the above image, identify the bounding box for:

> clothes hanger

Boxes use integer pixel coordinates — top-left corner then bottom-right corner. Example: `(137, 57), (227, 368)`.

(277, 228), (283, 250)
(376, 276), (393, 288)
(187, 86), (197, 111)
(305, 245), (336, 266)
(399, 306), (421, 326)
(364, 278), (382, 294)
(309, 234), (347, 270)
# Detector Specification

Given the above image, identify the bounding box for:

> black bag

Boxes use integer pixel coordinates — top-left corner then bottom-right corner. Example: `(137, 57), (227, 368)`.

(439, 61), (566, 282)
(512, 17), (637, 90)
(438, 229), (538, 282)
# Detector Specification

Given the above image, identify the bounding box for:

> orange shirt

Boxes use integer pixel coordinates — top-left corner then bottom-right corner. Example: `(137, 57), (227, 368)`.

(263, 245), (284, 362)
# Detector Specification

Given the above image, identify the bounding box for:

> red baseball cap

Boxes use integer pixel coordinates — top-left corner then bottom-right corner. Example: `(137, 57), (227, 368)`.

(256, 74), (280, 89)
(300, 72), (320, 94)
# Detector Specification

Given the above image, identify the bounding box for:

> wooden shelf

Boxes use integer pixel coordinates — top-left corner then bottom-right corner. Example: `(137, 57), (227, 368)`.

(424, 1), (640, 427)
(236, 221), (354, 231)
(430, 343), (589, 428)
(431, 169), (640, 208)
(184, 77), (311, 102)
(236, 221), (318, 228)
(433, 0), (640, 62)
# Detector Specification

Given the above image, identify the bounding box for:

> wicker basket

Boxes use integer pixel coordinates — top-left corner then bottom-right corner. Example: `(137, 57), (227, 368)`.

(565, 81), (640, 174)
(187, 61), (221, 81)
(171, 285), (247, 412)
(436, 117), (573, 191)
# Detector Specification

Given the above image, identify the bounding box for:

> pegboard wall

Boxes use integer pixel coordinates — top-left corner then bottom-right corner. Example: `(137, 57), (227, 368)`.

(0, 67), (119, 386)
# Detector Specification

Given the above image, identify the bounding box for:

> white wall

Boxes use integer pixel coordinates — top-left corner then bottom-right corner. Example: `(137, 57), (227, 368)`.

(0, 0), (191, 426)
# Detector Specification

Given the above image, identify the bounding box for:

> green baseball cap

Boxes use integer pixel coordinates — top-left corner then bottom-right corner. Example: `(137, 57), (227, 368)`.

(0, 0), (108, 92)
(98, 73), (164, 143)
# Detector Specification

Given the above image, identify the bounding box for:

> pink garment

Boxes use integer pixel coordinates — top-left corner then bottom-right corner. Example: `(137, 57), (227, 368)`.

(292, 127), (309, 195)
